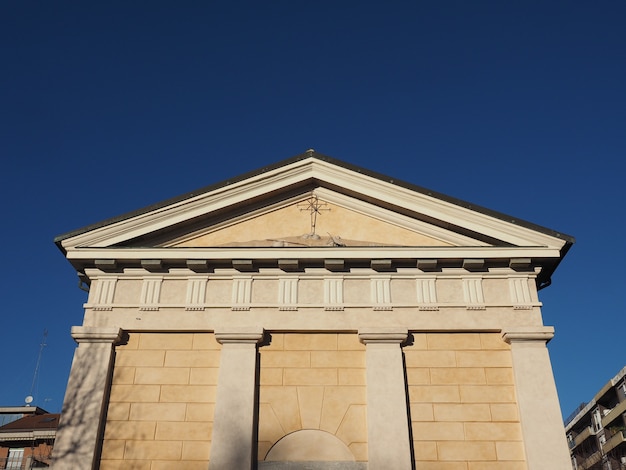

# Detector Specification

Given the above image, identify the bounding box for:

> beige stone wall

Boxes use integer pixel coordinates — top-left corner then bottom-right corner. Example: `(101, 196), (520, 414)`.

(405, 332), (527, 470)
(258, 333), (367, 462)
(100, 333), (220, 470)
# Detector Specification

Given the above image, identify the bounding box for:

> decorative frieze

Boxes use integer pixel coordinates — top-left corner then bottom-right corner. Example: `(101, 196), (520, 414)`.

(91, 278), (116, 311)
(416, 277), (438, 311)
(371, 277), (392, 311)
(83, 271), (543, 312)
(139, 277), (162, 311)
(278, 277), (298, 310)
(232, 277), (252, 311)
(185, 277), (207, 311)
(462, 277), (485, 310)
(324, 277), (344, 311)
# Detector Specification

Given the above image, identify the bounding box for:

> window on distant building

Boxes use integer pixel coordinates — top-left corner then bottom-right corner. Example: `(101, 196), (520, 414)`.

(6, 448), (24, 470)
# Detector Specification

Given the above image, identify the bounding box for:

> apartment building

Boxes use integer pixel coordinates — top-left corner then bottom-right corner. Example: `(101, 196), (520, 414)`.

(0, 407), (58, 469)
(565, 366), (626, 469)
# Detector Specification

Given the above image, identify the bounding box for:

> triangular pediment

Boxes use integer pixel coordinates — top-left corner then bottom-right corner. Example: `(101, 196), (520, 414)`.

(56, 151), (573, 284)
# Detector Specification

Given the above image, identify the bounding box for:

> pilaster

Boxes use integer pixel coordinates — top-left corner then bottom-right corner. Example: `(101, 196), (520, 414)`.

(502, 326), (571, 470)
(209, 327), (264, 470)
(52, 326), (122, 470)
(358, 328), (412, 470)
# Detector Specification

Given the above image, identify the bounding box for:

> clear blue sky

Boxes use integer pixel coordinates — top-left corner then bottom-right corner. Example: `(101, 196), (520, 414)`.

(1, 2), (624, 419)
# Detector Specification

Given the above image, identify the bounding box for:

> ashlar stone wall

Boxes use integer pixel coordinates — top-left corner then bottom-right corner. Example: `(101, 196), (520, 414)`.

(100, 332), (220, 470)
(406, 332), (526, 470)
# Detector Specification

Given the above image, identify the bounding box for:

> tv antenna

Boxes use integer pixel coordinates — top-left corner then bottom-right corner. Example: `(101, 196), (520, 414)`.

(26, 329), (47, 406)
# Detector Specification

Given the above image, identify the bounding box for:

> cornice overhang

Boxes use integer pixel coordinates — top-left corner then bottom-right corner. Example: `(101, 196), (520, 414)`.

(66, 246), (560, 282)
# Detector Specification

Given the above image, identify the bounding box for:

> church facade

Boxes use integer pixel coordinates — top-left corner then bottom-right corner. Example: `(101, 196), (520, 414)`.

(53, 151), (574, 469)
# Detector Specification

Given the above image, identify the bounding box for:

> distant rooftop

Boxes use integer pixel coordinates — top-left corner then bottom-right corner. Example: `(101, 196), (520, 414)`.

(0, 413), (60, 433)
(0, 406), (50, 428)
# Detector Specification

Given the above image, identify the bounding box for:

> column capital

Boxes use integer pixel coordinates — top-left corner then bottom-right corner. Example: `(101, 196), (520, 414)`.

(70, 326), (123, 344)
(358, 328), (408, 345)
(215, 327), (264, 345)
(501, 326), (554, 344)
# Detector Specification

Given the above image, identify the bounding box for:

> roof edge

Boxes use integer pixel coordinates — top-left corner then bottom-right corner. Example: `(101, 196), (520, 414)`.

(54, 149), (575, 254)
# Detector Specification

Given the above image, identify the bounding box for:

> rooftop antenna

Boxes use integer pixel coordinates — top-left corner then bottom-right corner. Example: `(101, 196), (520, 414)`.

(26, 329), (47, 406)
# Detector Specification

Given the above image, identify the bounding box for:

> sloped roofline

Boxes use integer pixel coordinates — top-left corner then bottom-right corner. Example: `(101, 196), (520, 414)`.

(54, 150), (575, 250)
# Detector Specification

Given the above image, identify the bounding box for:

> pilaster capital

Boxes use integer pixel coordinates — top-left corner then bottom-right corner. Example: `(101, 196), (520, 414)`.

(215, 327), (264, 345)
(501, 326), (554, 344)
(358, 328), (408, 345)
(70, 326), (123, 345)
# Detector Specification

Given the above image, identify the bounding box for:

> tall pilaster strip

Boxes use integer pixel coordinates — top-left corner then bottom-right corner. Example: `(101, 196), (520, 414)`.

(52, 326), (122, 470)
(209, 328), (264, 470)
(358, 329), (412, 470)
(502, 327), (572, 470)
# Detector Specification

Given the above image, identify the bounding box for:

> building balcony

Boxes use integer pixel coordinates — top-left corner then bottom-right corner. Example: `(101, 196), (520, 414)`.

(571, 426), (597, 449)
(579, 450), (602, 470)
(601, 400), (626, 428)
(602, 429), (626, 454)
